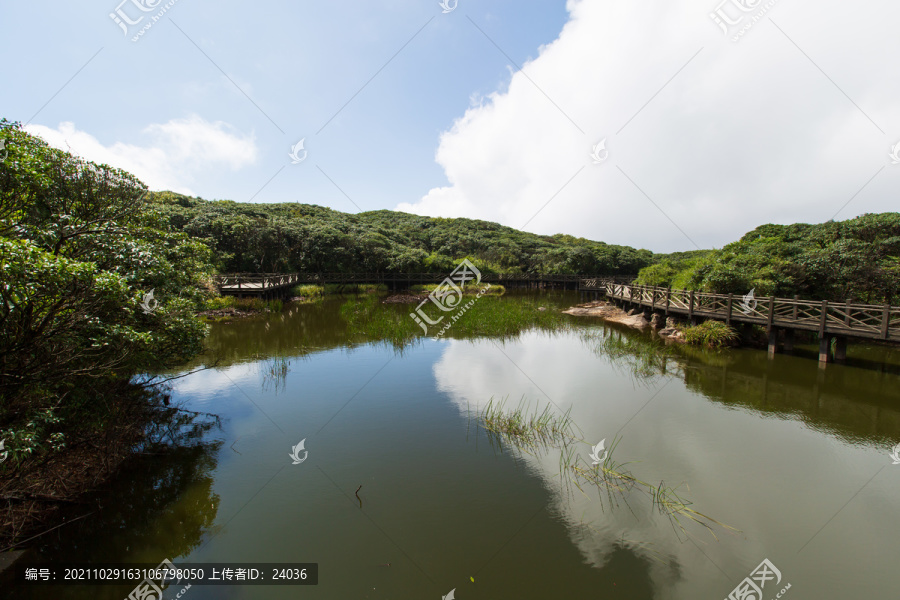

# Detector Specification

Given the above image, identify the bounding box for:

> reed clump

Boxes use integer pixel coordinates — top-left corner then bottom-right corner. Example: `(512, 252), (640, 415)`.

(477, 399), (738, 541)
(682, 321), (739, 348)
(480, 396), (576, 454)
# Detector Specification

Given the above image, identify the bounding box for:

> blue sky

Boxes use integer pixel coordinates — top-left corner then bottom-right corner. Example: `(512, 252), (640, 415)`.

(1, 1), (568, 208)
(2, 0), (898, 252)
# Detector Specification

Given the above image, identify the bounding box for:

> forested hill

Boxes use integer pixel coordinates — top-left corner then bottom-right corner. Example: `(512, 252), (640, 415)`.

(149, 191), (655, 275)
(635, 213), (900, 304)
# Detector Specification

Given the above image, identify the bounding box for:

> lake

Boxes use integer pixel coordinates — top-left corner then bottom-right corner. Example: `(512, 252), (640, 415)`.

(5, 292), (900, 599)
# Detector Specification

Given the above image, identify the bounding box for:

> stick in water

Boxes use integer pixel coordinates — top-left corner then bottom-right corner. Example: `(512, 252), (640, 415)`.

(355, 485), (362, 508)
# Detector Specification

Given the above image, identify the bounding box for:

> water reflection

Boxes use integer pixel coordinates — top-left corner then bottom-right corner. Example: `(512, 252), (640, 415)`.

(433, 327), (900, 599)
(1, 442), (222, 599)
(5, 293), (899, 599)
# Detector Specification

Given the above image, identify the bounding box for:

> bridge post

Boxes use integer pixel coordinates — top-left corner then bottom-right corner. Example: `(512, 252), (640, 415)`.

(818, 334), (833, 366)
(665, 287), (671, 316)
(882, 305), (891, 340)
(688, 290), (695, 324)
(766, 295), (775, 335)
(726, 294), (733, 326)
(767, 328), (779, 358)
(817, 300), (831, 367)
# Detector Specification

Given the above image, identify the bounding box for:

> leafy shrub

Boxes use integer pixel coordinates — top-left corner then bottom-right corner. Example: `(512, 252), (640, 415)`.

(682, 321), (739, 348)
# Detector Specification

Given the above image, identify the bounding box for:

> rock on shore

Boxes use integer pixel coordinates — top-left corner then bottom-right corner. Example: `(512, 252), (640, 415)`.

(562, 301), (650, 329)
(563, 301), (688, 341)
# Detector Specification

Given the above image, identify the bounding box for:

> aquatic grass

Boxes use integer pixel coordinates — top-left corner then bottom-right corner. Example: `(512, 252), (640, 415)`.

(480, 396), (577, 455)
(340, 295), (421, 349)
(290, 284), (325, 299)
(477, 400), (738, 541)
(338, 295), (572, 348)
(290, 283), (388, 298)
(566, 435), (646, 508)
(682, 321), (739, 348)
(260, 356), (291, 394)
(442, 297), (571, 338)
(651, 481), (739, 541)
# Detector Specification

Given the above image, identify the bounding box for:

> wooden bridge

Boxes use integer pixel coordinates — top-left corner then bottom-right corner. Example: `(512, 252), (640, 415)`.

(215, 273), (302, 297)
(213, 273), (898, 364)
(214, 272), (624, 297)
(600, 282), (900, 365)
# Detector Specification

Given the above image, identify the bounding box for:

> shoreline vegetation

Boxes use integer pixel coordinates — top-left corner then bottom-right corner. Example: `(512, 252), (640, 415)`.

(0, 121), (217, 551)
(196, 282), (508, 321)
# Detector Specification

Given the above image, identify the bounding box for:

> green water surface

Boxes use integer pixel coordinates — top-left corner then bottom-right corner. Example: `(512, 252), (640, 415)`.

(5, 292), (900, 599)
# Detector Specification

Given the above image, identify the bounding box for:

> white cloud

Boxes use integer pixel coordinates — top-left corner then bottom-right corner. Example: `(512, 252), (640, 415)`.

(25, 115), (259, 195)
(399, 0), (900, 252)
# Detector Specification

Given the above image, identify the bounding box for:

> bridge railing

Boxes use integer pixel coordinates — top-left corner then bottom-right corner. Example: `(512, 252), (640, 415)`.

(605, 283), (900, 341)
(216, 273), (300, 289)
